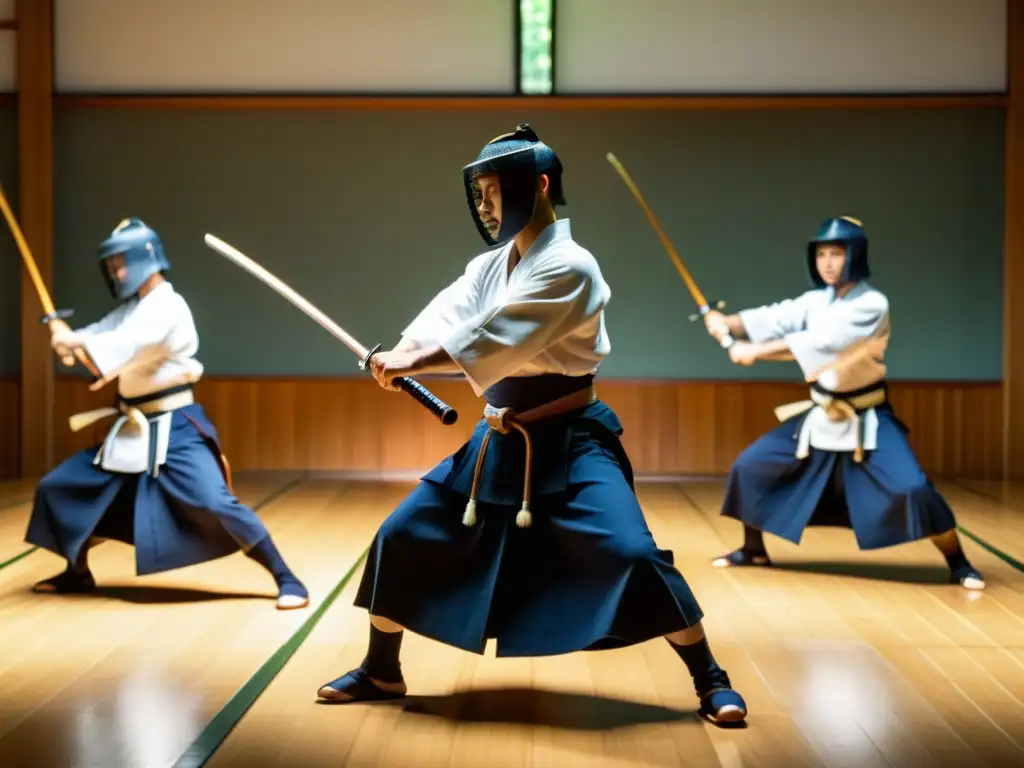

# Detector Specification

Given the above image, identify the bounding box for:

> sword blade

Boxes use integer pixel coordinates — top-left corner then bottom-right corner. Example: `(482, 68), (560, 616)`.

(204, 233), (370, 361)
(0, 183), (56, 316)
(204, 233), (460, 426)
(606, 152), (734, 348)
(606, 152), (710, 309)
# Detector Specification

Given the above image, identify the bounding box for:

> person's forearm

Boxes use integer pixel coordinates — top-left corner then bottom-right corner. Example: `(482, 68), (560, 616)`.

(753, 337), (794, 361)
(411, 344), (465, 375)
(723, 314), (748, 340)
(392, 336), (421, 353)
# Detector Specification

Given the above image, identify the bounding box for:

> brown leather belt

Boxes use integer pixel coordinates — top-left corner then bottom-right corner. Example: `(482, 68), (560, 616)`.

(462, 383), (597, 529)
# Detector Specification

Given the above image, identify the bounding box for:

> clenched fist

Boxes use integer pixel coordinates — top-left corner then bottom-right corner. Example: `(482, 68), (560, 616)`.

(367, 349), (423, 391)
(49, 320), (82, 367)
(703, 310), (730, 344)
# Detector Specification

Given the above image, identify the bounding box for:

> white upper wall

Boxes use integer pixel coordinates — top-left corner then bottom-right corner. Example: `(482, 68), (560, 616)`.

(54, 0), (516, 93)
(556, 0), (1007, 93)
(0, 0), (1003, 95)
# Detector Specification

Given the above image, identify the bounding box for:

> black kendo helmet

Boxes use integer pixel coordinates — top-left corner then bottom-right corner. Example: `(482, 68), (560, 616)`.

(462, 123), (565, 247)
(807, 215), (869, 287)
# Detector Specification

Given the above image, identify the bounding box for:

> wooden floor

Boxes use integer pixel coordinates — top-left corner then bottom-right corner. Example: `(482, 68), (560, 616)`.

(1, 475), (1023, 767)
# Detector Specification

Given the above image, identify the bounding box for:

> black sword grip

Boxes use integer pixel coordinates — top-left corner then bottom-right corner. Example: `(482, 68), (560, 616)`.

(360, 343), (459, 426)
(396, 376), (459, 425)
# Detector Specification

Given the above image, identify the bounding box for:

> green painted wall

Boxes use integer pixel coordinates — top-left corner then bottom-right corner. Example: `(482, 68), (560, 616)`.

(2, 106), (1004, 380)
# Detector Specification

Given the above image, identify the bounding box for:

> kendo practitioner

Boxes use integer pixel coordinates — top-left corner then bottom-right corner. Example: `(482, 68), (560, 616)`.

(703, 216), (985, 590)
(316, 124), (748, 725)
(25, 218), (310, 610)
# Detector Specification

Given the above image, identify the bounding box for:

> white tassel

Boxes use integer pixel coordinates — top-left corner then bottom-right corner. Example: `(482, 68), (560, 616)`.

(463, 499), (478, 527)
(516, 503), (532, 528)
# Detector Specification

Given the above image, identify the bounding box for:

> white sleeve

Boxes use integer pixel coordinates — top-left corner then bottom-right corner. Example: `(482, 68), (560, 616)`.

(737, 293), (812, 343)
(784, 293), (890, 380)
(399, 256), (484, 350)
(441, 257), (607, 395)
(80, 293), (183, 378)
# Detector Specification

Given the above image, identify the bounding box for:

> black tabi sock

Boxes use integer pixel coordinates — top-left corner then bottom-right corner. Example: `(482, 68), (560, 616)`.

(743, 525), (766, 553)
(247, 536), (298, 583)
(667, 635), (731, 695)
(943, 546), (970, 573)
(362, 625), (404, 683)
(71, 541), (92, 573)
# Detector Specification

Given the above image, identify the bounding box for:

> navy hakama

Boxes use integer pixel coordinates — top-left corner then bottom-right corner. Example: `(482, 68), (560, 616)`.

(721, 404), (957, 550)
(25, 402), (272, 575)
(353, 376), (705, 657)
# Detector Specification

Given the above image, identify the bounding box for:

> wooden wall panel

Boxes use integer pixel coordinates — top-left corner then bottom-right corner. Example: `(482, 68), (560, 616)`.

(0, 377), (1000, 482)
(17, 0), (56, 477)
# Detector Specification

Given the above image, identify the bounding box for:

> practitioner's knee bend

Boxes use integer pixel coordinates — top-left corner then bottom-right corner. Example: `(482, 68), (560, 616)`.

(929, 528), (961, 553)
(665, 621), (705, 646)
(36, 464), (70, 496)
(604, 530), (661, 564)
(369, 614), (404, 633)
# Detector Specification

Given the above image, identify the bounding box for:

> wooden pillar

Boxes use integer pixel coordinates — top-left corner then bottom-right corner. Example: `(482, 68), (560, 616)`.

(16, 0), (55, 478)
(1006, 0), (1024, 480)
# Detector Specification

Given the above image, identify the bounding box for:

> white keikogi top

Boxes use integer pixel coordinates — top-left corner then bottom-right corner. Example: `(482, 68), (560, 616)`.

(400, 219), (612, 396)
(738, 281), (890, 456)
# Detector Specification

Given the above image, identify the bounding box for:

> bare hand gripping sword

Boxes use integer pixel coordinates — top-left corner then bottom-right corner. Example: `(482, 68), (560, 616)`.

(204, 234), (458, 426)
(605, 152), (735, 349)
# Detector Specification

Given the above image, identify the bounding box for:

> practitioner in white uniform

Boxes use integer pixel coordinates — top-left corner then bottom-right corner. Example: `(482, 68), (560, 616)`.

(705, 216), (984, 590)
(25, 218), (310, 609)
(316, 124), (749, 725)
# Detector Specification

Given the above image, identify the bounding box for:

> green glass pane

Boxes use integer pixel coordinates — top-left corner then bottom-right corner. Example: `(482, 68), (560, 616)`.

(520, 0), (553, 94)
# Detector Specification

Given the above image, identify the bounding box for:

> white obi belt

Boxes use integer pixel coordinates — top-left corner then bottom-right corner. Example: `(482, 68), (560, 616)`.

(773, 381), (888, 463)
(69, 385), (195, 476)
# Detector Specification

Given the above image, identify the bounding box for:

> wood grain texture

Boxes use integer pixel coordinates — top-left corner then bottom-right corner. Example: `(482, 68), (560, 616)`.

(202, 479), (1024, 768)
(0, 376), (1002, 481)
(2, 477), (1024, 767)
(16, 0), (56, 478)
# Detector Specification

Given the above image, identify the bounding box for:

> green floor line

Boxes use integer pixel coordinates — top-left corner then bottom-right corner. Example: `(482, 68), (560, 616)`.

(0, 473), (308, 575)
(674, 482), (1024, 577)
(958, 525), (1024, 574)
(171, 546), (371, 768)
(0, 545), (39, 572)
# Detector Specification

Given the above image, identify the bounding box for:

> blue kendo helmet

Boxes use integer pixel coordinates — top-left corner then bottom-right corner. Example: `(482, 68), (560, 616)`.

(807, 215), (869, 287)
(96, 218), (170, 300)
(462, 123), (566, 247)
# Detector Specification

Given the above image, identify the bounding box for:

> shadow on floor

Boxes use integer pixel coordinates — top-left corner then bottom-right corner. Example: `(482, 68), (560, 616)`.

(89, 584), (273, 604)
(319, 685), (723, 731)
(771, 559), (949, 584)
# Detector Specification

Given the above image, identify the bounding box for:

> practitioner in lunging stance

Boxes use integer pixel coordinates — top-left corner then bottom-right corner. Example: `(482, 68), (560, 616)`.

(25, 218), (310, 609)
(704, 216), (984, 590)
(316, 124), (748, 724)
